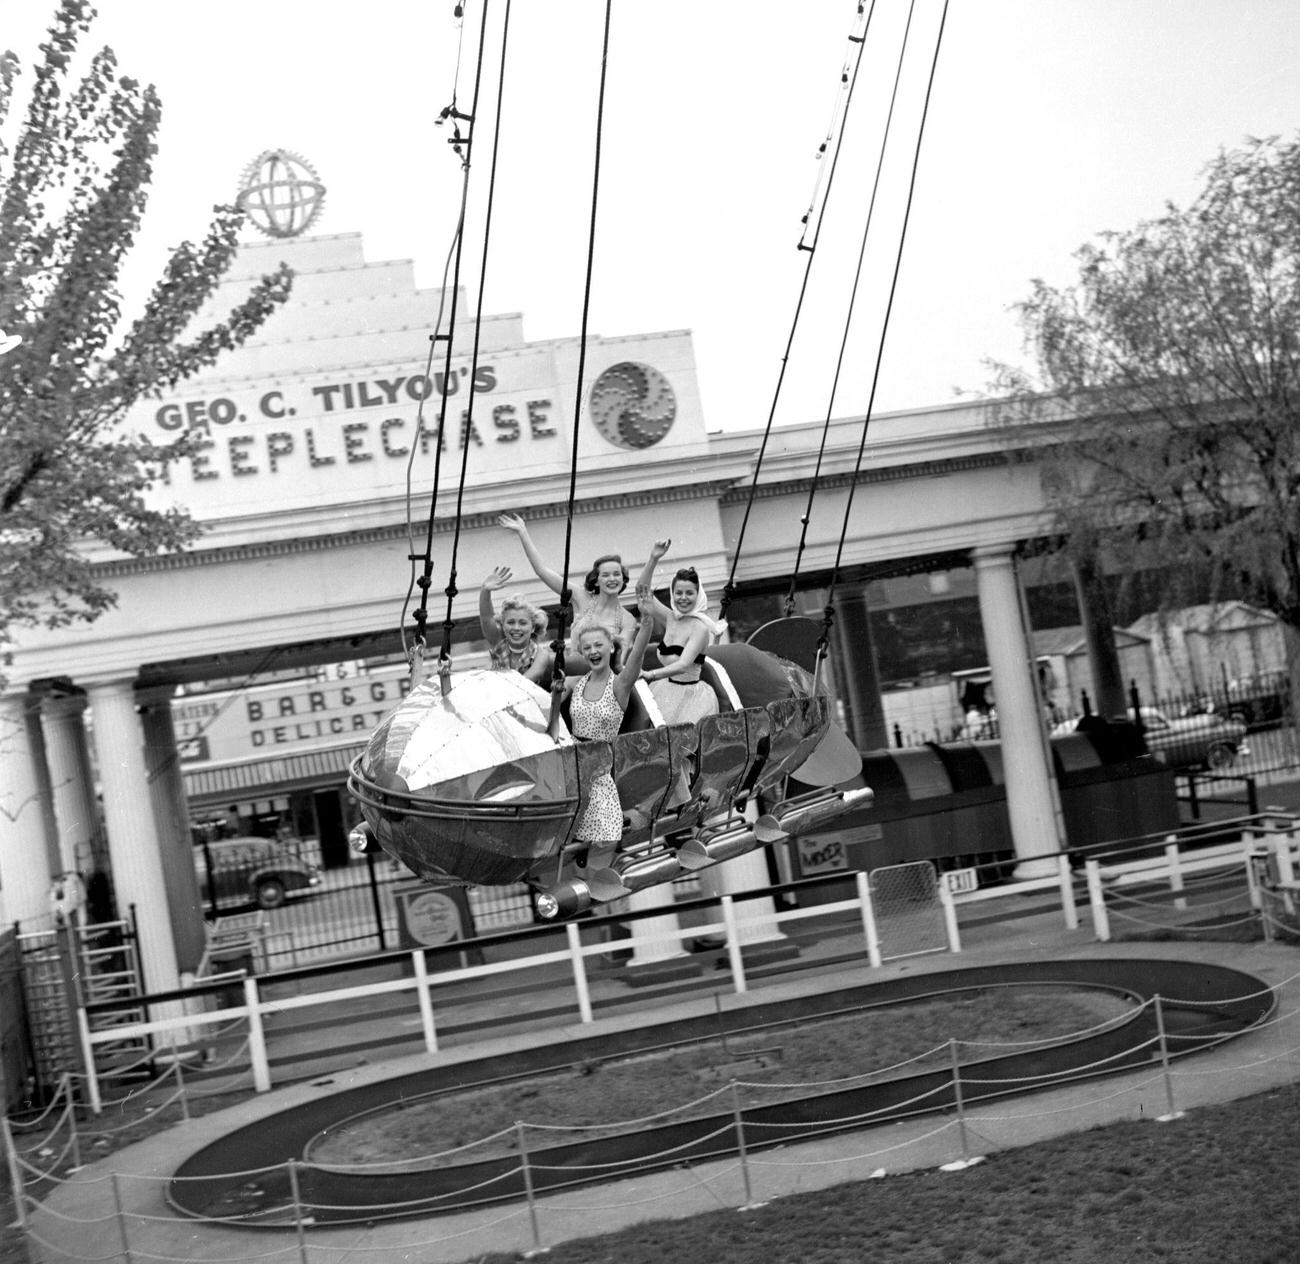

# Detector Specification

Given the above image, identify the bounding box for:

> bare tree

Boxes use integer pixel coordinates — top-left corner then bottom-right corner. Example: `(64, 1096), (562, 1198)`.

(993, 134), (1300, 717)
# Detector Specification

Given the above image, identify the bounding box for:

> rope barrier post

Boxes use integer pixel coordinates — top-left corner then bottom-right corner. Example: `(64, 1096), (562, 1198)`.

(855, 870), (882, 968)
(949, 1038), (970, 1166)
(68, 1095), (82, 1172)
(176, 1054), (190, 1122)
(1057, 854), (1079, 929)
(565, 921), (594, 1024)
(1164, 837), (1186, 910)
(110, 1171), (134, 1264)
(2, 1117), (27, 1233)
(244, 976), (272, 1093)
(938, 880), (961, 953)
(412, 949), (439, 1053)
(516, 1121), (544, 1252)
(730, 1079), (761, 1210)
(286, 1160), (310, 1264)
(1245, 852), (1273, 944)
(1152, 995), (1185, 1122)
(1267, 822), (1298, 920)
(75, 1006), (102, 1115)
(1085, 859), (1110, 941)
(721, 896), (747, 995)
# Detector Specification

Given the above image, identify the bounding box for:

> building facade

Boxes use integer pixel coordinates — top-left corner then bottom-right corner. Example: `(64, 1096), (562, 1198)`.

(0, 231), (1067, 996)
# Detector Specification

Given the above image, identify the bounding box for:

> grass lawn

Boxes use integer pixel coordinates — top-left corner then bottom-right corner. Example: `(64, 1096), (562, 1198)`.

(471, 1086), (1300, 1264)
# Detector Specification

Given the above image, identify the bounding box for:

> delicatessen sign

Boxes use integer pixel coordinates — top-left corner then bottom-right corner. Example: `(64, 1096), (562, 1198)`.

(174, 664), (419, 764)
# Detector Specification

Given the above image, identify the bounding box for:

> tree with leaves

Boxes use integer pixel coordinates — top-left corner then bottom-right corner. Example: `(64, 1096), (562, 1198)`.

(994, 133), (1300, 719)
(0, 0), (291, 664)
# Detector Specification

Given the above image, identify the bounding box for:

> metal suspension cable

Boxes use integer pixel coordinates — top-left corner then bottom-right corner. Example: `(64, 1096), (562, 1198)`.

(399, 6), (473, 666)
(717, 1), (875, 623)
(407, 0), (493, 661)
(548, 0), (615, 712)
(822, 0), (952, 639)
(784, 0), (919, 617)
(436, 0), (515, 692)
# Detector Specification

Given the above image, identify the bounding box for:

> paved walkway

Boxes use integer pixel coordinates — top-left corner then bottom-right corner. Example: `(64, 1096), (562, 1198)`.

(21, 916), (1300, 1264)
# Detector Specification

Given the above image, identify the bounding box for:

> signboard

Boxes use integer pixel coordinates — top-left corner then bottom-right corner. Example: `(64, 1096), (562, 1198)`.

(392, 882), (483, 964)
(795, 833), (851, 876)
(138, 349), (571, 518)
(941, 868), (979, 895)
(174, 662), (416, 764)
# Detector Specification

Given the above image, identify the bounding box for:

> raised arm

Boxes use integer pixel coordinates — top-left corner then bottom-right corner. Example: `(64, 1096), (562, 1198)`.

(498, 513), (571, 600)
(478, 565), (512, 642)
(634, 537), (674, 625)
(613, 587), (657, 710)
(643, 621), (709, 681)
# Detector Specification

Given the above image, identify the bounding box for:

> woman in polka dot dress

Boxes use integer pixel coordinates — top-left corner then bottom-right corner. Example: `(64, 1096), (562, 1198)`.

(567, 589), (655, 883)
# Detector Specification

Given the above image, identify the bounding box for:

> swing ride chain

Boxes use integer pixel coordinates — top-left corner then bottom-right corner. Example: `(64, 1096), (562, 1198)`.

(437, 0), (516, 694)
(718, 5), (873, 626)
(547, 0), (614, 734)
(406, 0), (493, 680)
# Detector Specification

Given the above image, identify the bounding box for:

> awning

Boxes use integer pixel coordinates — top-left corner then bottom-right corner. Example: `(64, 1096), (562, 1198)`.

(183, 742), (367, 805)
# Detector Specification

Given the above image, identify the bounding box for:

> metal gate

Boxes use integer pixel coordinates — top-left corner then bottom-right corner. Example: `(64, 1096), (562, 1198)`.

(869, 861), (947, 960)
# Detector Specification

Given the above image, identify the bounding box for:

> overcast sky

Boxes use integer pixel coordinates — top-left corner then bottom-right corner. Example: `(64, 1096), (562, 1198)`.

(6, 1), (1300, 433)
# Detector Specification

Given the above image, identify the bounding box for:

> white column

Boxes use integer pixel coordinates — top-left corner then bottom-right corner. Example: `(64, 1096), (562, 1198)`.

(972, 545), (1063, 877)
(40, 692), (98, 878)
(625, 886), (687, 965)
(138, 687), (207, 974)
(86, 680), (182, 997)
(0, 692), (57, 930)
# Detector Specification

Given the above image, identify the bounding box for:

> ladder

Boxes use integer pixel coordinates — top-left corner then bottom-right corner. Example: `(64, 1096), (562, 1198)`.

(18, 919), (150, 1093)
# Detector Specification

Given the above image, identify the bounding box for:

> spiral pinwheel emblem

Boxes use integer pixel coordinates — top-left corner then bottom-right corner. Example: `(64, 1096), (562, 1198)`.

(588, 362), (677, 449)
(237, 149), (326, 238)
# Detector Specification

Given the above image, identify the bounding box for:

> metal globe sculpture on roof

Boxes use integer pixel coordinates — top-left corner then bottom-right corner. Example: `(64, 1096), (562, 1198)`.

(237, 149), (326, 238)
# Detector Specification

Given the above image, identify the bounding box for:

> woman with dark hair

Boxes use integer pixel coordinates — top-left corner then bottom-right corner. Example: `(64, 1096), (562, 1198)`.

(636, 539), (725, 725)
(498, 512), (638, 649)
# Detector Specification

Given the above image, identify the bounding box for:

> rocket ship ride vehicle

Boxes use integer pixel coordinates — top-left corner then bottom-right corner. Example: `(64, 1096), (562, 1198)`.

(347, 617), (871, 918)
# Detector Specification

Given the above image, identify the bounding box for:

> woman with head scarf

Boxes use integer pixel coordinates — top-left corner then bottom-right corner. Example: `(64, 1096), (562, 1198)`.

(635, 539), (725, 726)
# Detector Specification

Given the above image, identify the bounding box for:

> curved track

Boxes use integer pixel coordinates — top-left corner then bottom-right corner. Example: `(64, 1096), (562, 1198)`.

(170, 957), (1272, 1226)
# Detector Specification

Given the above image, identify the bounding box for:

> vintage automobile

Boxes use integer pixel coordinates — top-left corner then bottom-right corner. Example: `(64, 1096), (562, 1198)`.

(194, 836), (321, 910)
(1054, 707), (1248, 772)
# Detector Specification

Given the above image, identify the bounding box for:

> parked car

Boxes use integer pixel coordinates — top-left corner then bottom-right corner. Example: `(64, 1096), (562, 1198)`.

(195, 836), (321, 910)
(1054, 707), (1247, 772)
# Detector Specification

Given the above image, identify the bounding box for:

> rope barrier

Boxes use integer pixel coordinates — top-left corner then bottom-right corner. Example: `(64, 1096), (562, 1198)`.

(734, 1039), (953, 1089)
(750, 1117), (959, 1169)
(295, 1203), (529, 1253)
(6, 1075), (73, 1130)
(310, 1122), (519, 1172)
(301, 1162), (522, 1211)
(521, 1082), (733, 1131)
(115, 1243), (301, 1263)
(9, 1098), (75, 1155)
(19, 1227), (121, 1262)
(963, 1074), (1168, 1122)
(537, 1161), (747, 1212)
(527, 1122), (738, 1173)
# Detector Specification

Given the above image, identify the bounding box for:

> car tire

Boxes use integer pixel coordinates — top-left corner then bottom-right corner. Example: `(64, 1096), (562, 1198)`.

(255, 877), (287, 910)
(1206, 742), (1236, 771)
